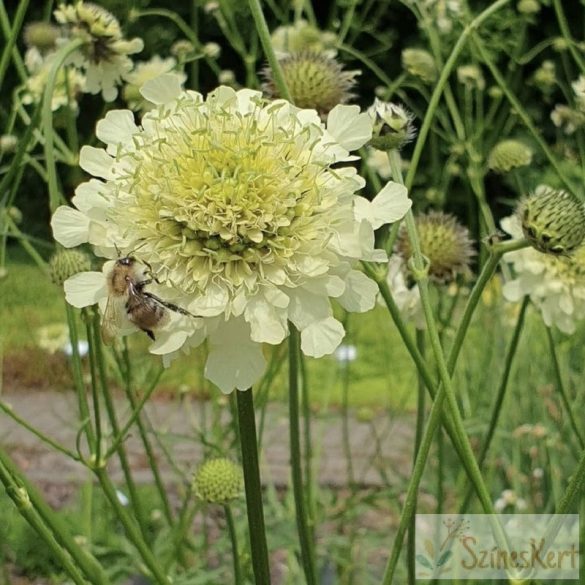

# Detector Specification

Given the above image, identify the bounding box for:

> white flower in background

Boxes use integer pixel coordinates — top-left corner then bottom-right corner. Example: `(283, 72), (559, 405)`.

(501, 215), (585, 334)
(51, 78), (411, 392)
(381, 256), (425, 329)
(22, 47), (86, 111)
(54, 1), (143, 101)
(550, 104), (585, 135)
(572, 75), (585, 112)
(366, 148), (392, 179)
(122, 56), (185, 112)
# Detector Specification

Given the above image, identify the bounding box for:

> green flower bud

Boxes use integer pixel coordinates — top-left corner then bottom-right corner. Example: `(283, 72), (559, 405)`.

(0, 134), (18, 154)
(49, 249), (92, 286)
(519, 186), (585, 255)
(171, 39), (195, 59)
(23, 21), (60, 52)
(517, 0), (540, 14)
(396, 211), (475, 284)
(262, 51), (359, 118)
(402, 48), (437, 84)
(368, 99), (416, 151)
(488, 139), (533, 173)
(193, 458), (243, 504)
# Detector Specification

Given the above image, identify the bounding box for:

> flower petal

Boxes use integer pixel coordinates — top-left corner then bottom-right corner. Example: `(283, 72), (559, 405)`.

(79, 146), (114, 179)
(140, 73), (183, 105)
(337, 270), (378, 312)
(51, 206), (91, 247)
(354, 182), (411, 229)
(64, 272), (108, 308)
(96, 110), (139, 150)
(327, 105), (373, 151)
(300, 317), (345, 358)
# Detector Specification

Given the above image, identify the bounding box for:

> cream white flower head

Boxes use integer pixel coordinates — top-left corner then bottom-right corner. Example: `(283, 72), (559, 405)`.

(501, 215), (585, 334)
(54, 1), (143, 101)
(52, 76), (412, 392)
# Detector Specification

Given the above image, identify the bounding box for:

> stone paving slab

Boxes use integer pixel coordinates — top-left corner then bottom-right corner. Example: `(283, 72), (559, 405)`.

(0, 389), (414, 490)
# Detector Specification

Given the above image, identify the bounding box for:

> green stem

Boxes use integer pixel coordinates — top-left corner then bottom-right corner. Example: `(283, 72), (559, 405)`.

(0, 460), (87, 585)
(0, 448), (110, 585)
(94, 468), (171, 585)
(546, 327), (585, 451)
(299, 352), (315, 538)
(552, 0), (585, 73)
(289, 324), (318, 585)
(42, 38), (85, 213)
(236, 388), (271, 585)
(247, 0), (292, 102)
(224, 504), (243, 585)
(0, 0), (29, 87)
(404, 0), (513, 191)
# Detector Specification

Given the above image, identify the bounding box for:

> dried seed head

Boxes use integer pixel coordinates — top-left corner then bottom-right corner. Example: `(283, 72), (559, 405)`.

(49, 248), (92, 286)
(488, 139), (533, 173)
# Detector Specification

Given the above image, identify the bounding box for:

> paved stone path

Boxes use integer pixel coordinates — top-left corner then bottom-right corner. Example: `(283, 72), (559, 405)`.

(0, 389), (414, 494)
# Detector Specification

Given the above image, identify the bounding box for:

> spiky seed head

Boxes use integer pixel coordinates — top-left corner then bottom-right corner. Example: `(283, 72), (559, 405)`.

(49, 249), (92, 286)
(368, 99), (416, 151)
(401, 49), (438, 84)
(262, 51), (359, 117)
(396, 211), (475, 284)
(488, 139), (533, 173)
(192, 458), (243, 504)
(24, 22), (60, 52)
(518, 186), (585, 255)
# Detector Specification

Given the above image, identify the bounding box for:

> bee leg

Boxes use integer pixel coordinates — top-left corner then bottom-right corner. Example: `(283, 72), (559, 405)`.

(142, 291), (196, 317)
(144, 329), (156, 341)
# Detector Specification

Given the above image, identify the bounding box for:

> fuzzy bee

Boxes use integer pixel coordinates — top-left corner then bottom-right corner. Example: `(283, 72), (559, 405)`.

(101, 257), (193, 345)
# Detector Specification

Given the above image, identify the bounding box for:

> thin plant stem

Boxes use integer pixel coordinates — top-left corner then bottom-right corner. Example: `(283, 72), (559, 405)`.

(546, 327), (585, 451)
(289, 323), (318, 585)
(236, 388), (271, 585)
(94, 468), (171, 585)
(0, 460), (87, 585)
(41, 38), (85, 213)
(552, 0), (585, 73)
(299, 352), (316, 536)
(224, 504), (243, 585)
(85, 313), (103, 464)
(0, 448), (110, 585)
(0, 0), (29, 87)
(407, 329), (426, 585)
(247, 0), (292, 102)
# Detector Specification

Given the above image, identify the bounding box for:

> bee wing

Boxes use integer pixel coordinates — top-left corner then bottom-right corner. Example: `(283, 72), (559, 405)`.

(101, 294), (127, 345)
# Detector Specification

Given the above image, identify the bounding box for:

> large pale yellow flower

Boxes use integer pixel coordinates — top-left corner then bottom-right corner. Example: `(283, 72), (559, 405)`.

(52, 77), (411, 392)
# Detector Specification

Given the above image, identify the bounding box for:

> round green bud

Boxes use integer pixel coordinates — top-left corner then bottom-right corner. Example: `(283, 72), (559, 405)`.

(402, 48), (437, 84)
(0, 134), (17, 154)
(171, 39), (195, 59)
(23, 21), (60, 52)
(488, 139), (533, 173)
(262, 51), (358, 118)
(519, 187), (585, 255)
(193, 458), (243, 504)
(396, 211), (475, 284)
(368, 99), (416, 151)
(49, 249), (92, 286)
(517, 0), (540, 14)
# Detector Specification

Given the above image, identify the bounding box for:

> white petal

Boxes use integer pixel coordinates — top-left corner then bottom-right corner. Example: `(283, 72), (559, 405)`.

(96, 110), (139, 149)
(205, 319), (266, 393)
(355, 182), (411, 229)
(71, 180), (107, 216)
(244, 295), (288, 345)
(327, 105), (373, 151)
(51, 206), (90, 247)
(79, 146), (114, 179)
(64, 272), (108, 308)
(236, 88), (263, 113)
(300, 317), (345, 358)
(140, 73), (183, 105)
(502, 280), (523, 302)
(189, 283), (229, 316)
(337, 270), (378, 312)
(149, 328), (190, 355)
(287, 288), (331, 331)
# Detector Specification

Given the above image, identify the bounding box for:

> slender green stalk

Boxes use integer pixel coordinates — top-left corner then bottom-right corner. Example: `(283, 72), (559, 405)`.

(0, 461), (87, 585)
(0, 448), (110, 585)
(0, 400), (79, 460)
(236, 388), (271, 585)
(0, 0), (29, 87)
(85, 313), (103, 464)
(121, 342), (174, 525)
(247, 0), (291, 102)
(299, 352), (315, 536)
(94, 468), (171, 585)
(552, 0), (585, 73)
(407, 330), (426, 585)
(224, 504), (243, 585)
(546, 327), (585, 451)
(288, 324), (318, 585)
(42, 38), (85, 213)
